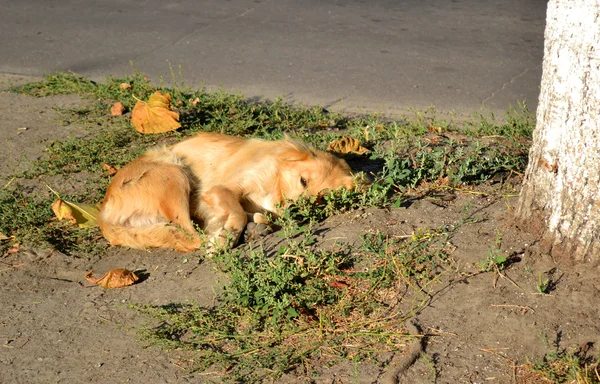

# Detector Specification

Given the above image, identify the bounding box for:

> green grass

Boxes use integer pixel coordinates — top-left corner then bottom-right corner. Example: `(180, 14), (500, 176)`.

(0, 186), (102, 254)
(4, 71), (534, 256)
(135, 216), (453, 382)
(525, 348), (600, 383)
(3, 71), (538, 379)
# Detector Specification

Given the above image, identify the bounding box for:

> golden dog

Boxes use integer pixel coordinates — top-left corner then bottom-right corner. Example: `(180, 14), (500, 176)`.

(98, 132), (355, 252)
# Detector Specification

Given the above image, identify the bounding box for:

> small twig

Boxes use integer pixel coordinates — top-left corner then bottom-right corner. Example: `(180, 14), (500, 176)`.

(479, 347), (514, 363)
(391, 234), (414, 239)
(2, 176), (15, 189)
(490, 304), (535, 313)
(426, 327), (458, 337)
(496, 269), (522, 291)
(0, 261), (24, 268)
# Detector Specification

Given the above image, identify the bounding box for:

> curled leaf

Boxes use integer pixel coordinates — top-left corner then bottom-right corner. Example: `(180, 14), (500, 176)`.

(131, 91), (181, 134)
(327, 137), (370, 156)
(102, 163), (118, 176)
(110, 102), (125, 116)
(119, 83), (132, 90)
(51, 199), (100, 228)
(85, 269), (139, 289)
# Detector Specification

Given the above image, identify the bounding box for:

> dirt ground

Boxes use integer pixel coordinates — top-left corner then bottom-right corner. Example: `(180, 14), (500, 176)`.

(1, 74), (599, 384)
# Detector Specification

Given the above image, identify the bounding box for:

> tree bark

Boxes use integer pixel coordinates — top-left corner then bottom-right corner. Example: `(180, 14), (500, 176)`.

(516, 0), (600, 263)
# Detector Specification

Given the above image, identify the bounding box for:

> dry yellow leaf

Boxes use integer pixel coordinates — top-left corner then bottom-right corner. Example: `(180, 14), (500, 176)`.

(327, 137), (370, 156)
(51, 199), (100, 228)
(85, 269), (139, 289)
(119, 83), (132, 90)
(191, 97), (200, 107)
(102, 163), (118, 176)
(131, 91), (181, 134)
(110, 102), (125, 116)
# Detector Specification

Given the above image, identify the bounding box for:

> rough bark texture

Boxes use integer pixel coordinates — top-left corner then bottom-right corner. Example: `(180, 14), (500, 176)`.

(517, 0), (600, 263)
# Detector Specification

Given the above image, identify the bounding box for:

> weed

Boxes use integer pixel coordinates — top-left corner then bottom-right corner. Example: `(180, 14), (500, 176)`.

(1, 72), (540, 380)
(0, 186), (102, 254)
(525, 348), (600, 383)
(463, 102), (535, 139)
(536, 272), (551, 294)
(135, 217), (455, 381)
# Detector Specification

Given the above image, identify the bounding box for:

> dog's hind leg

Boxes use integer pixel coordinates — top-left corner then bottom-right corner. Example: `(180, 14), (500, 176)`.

(152, 167), (204, 252)
(100, 161), (203, 252)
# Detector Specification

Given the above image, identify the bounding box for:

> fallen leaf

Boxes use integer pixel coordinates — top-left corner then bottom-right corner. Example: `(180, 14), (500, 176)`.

(119, 83), (132, 90)
(85, 269), (139, 289)
(102, 163), (118, 176)
(0, 232), (9, 241)
(131, 91), (181, 134)
(191, 97), (200, 107)
(51, 199), (100, 228)
(110, 102), (125, 116)
(329, 280), (349, 289)
(327, 137), (370, 156)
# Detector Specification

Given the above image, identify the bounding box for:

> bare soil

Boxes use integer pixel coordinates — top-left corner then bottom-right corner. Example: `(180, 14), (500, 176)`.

(1, 74), (599, 384)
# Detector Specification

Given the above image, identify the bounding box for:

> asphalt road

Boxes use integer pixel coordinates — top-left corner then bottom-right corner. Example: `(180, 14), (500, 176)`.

(0, 0), (547, 117)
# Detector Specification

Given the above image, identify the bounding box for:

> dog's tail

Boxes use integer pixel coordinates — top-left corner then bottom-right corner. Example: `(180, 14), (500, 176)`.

(99, 221), (204, 253)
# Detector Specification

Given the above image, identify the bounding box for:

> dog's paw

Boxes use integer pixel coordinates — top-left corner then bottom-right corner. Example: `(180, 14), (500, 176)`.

(244, 222), (273, 243)
(205, 228), (241, 255)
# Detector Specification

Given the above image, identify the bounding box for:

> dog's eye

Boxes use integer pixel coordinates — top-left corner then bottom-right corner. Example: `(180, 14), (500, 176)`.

(300, 177), (308, 188)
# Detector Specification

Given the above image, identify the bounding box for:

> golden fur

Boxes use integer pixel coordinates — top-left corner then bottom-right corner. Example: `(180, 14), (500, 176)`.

(98, 132), (354, 252)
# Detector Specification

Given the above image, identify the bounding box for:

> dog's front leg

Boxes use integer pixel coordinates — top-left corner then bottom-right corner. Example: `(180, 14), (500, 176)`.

(199, 186), (247, 252)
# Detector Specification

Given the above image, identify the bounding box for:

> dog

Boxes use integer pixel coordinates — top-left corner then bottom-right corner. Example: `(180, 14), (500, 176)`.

(98, 132), (355, 252)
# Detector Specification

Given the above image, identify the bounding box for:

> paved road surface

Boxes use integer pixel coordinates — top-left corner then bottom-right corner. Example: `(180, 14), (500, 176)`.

(0, 0), (547, 117)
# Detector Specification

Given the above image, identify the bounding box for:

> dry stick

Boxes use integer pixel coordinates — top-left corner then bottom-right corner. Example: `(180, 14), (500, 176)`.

(490, 304), (535, 312)
(379, 318), (424, 384)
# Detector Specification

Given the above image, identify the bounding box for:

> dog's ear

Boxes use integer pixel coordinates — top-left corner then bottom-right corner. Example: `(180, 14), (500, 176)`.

(280, 136), (317, 161)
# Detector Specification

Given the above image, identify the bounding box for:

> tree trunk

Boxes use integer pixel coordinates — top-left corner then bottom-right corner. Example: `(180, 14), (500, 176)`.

(516, 0), (600, 263)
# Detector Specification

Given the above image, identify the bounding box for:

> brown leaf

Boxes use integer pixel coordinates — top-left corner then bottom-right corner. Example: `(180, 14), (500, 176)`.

(51, 199), (100, 228)
(329, 280), (349, 289)
(131, 91), (181, 134)
(110, 102), (125, 116)
(102, 163), (118, 176)
(84, 269), (139, 289)
(119, 83), (132, 90)
(191, 97), (200, 107)
(327, 137), (370, 156)
(4, 243), (22, 256)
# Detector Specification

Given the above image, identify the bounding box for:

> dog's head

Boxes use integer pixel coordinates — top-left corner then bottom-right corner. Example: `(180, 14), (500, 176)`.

(277, 139), (354, 203)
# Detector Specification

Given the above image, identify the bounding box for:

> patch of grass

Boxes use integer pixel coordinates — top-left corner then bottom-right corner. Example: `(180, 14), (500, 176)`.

(463, 102), (535, 139)
(524, 348), (600, 383)
(134, 216), (454, 381)
(478, 231), (508, 272)
(536, 272), (551, 294)
(1, 70), (533, 265)
(29, 123), (161, 177)
(1, 72), (539, 379)
(12, 72), (532, 186)
(0, 186), (102, 254)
